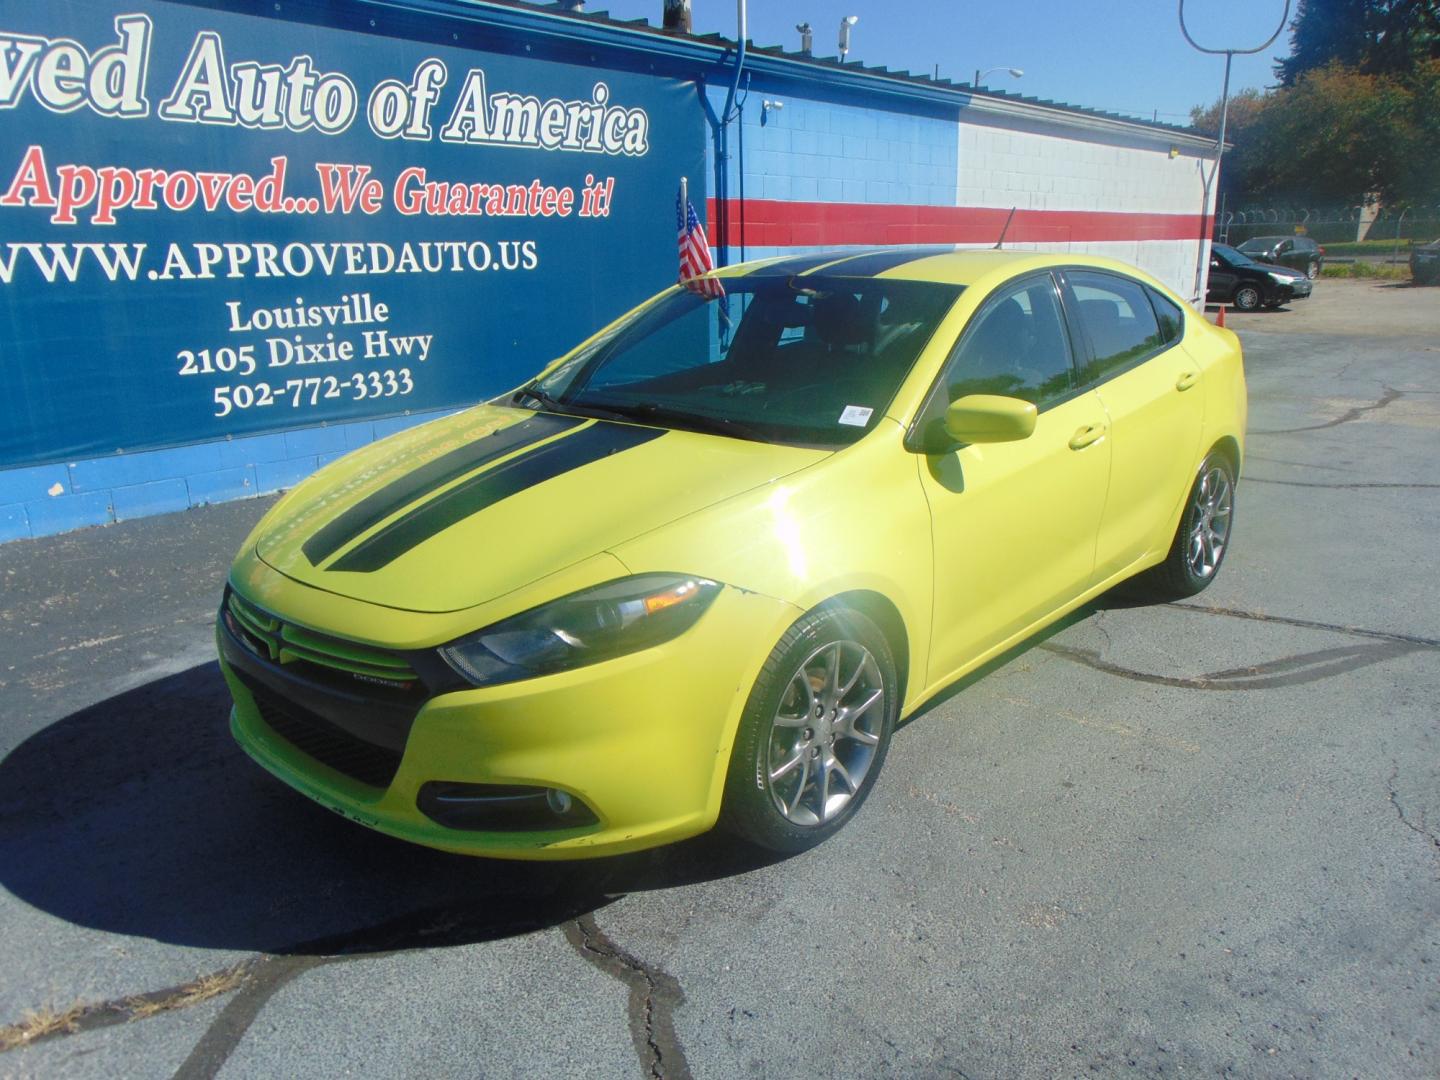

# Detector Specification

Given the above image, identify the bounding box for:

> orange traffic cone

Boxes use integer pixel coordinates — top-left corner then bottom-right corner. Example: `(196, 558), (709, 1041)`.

(1216, 305), (1226, 328)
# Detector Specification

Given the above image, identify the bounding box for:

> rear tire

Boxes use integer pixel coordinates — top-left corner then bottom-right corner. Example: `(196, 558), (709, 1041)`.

(719, 607), (898, 854)
(1306, 259), (1320, 279)
(1130, 451), (1236, 601)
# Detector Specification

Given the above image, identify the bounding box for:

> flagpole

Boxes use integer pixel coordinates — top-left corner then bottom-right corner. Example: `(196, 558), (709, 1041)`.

(679, 176), (687, 223)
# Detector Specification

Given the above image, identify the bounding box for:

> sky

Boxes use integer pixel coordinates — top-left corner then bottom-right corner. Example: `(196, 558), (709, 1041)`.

(584, 0), (1295, 127)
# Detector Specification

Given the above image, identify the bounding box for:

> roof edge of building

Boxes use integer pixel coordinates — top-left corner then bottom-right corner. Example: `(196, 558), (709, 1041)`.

(463, 0), (1219, 150)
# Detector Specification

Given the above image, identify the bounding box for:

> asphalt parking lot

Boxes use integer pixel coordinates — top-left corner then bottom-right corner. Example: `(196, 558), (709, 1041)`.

(1, 277), (1436, 1079)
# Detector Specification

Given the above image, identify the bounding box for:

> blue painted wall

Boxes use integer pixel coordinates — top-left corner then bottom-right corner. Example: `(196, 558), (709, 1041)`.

(0, 409), (450, 542)
(0, 0), (705, 542)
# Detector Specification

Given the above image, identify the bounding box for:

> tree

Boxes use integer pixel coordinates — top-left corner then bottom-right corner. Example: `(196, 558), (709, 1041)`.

(1192, 62), (1440, 205)
(1277, 0), (1440, 84)
(1248, 64), (1414, 201)
(1189, 87), (1268, 135)
(1191, 0), (1440, 205)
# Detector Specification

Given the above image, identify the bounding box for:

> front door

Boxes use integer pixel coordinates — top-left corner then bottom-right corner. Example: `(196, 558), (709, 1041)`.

(919, 272), (1111, 686)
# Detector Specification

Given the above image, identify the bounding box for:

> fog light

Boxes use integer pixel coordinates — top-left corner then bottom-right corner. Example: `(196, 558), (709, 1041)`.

(417, 781), (598, 831)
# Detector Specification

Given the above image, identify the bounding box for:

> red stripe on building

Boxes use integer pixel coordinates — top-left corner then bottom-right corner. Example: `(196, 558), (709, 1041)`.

(705, 199), (1212, 247)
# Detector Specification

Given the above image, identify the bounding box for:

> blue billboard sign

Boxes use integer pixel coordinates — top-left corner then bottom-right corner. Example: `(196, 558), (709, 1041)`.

(0, 0), (705, 467)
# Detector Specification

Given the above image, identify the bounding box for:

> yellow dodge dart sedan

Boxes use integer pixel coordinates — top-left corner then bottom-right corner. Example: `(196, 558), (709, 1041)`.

(219, 248), (1245, 859)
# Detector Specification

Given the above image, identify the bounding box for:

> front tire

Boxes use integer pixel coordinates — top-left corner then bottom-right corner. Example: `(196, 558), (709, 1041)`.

(1233, 284), (1262, 311)
(1131, 451), (1236, 600)
(720, 607), (898, 854)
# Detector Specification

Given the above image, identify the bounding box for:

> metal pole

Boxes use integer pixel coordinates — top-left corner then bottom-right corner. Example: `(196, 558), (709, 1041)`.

(1393, 207), (1408, 268)
(1177, 0), (1290, 306)
(716, 0), (747, 268)
(662, 0), (691, 33)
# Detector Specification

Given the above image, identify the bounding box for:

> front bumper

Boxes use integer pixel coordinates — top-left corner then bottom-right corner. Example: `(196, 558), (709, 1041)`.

(220, 583), (798, 859)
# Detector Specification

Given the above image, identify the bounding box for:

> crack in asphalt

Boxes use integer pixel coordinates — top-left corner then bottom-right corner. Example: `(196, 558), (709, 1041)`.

(171, 956), (340, 1080)
(1241, 453), (1354, 473)
(1038, 639), (1421, 691)
(1250, 386), (1404, 435)
(1039, 601), (1439, 691)
(0, 895), (605, 1076)
(1387, 764), (1440, 867)
(1165, 602), (1440, 650)
(0, 962), (254, 1054)
(563, 913), (691, 1080)
(1241, 476), (1440, 490)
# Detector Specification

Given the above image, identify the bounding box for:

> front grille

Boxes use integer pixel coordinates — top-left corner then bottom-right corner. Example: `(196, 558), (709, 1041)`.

(226, 592), (417, 690)
(244, 677), (403, 790)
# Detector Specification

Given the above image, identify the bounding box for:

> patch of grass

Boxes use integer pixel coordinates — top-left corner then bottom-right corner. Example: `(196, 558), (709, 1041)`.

(0, 1003), (86, 1052)
(1319, 261), (1410, 281)
(1323, 239), (1414, 256)
(123, 966), (248, 1020)
(0, 963), (252, 1054)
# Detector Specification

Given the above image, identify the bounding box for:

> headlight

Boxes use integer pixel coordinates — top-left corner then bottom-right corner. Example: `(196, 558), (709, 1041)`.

(438, 574), (722, 686)
(1268, 271), (1292, 284)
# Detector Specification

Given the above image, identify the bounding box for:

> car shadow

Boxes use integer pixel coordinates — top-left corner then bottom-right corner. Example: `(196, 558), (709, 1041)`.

(0, 662), (786, 958)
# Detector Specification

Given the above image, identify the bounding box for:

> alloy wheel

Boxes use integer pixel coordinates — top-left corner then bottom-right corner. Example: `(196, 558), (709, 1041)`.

(765, 640), (886, 826)
(1187, 464), (1233, 579)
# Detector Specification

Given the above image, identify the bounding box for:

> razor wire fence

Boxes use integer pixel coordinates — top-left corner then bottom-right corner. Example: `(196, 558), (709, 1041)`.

(1216, 203), (1440, 246)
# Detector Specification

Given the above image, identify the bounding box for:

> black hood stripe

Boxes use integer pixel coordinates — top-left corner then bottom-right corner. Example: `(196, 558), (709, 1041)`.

(739, 252), (865, 277)
(329, 421), (666, 573)
(303, 412), (584, 566)
(738, 247), (958, 280)
(811, 247), (959, 277)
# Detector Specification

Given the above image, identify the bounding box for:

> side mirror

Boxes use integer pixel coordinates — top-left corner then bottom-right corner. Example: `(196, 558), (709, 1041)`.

(943, 394), (1037, 444)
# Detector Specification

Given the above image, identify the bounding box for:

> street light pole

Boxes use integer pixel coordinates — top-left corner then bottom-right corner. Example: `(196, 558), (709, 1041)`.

(973, 66), (1023, 86)
(1178, 0), (1290, 306)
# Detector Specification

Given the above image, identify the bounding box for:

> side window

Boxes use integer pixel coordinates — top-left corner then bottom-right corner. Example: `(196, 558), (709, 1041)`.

(1067, 271), (1166, 382)
(1147, 287), (1184, 345)
(943, 274), (1075, 407)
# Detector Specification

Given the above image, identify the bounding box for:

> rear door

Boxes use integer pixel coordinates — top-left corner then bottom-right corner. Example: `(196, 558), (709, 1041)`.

(1061, 270), (1204, 580)
(1206, 252), (1237, 301)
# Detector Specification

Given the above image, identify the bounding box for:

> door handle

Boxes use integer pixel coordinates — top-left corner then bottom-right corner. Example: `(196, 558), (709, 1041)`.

(1068, 424), (1106, 450)
(1175, 370), (1198, 391)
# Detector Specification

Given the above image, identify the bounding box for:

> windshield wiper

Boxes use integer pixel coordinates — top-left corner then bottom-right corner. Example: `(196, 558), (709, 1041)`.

(514, 386), (656, 427)
(598, 401), (768, 441)
(512, 385), (567, 411)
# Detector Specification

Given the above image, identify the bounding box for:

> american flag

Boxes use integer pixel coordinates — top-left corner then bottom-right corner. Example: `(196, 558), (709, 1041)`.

(677, 186), (725, 299)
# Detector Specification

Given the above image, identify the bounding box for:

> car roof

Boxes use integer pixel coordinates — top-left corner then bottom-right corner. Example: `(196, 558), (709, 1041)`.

(713, 247), (1172, 291)
(1240, 235), (1303, 244)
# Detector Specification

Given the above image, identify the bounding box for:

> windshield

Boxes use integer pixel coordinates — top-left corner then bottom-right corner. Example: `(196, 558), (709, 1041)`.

(1213, 244), (1259, 267)
(1237, 238), (1276, 253)
(524, 275), (963, 447)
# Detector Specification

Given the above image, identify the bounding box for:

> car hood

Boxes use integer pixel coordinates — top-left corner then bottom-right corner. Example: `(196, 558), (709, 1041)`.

(256, 405), (829, 613)
(1254, 260), (1305, 279)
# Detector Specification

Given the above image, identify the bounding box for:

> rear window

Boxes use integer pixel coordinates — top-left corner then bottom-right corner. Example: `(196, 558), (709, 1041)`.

(1067, 271), (1166, 380)
(1147, 287), (1184, 344)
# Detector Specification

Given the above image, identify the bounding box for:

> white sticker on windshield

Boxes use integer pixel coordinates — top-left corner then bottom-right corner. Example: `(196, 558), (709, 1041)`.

(838, 405), (873, 427)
